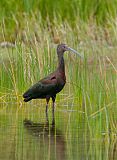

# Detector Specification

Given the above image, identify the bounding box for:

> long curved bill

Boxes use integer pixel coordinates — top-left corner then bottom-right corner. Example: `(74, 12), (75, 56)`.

(67, 47), (83, 58)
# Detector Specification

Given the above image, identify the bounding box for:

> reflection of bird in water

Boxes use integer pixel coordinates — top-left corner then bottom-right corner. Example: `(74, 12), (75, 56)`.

(23, 113), (66, 160)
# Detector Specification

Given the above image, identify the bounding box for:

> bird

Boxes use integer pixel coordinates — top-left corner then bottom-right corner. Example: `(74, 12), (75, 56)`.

(23, 44), (82, 113)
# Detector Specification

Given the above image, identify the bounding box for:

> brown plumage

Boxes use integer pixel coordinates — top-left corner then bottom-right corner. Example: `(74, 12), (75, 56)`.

(23, 44), (82, 112)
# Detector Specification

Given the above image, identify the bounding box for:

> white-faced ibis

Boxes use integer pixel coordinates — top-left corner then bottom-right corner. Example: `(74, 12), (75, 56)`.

(23, 44), (82, 112)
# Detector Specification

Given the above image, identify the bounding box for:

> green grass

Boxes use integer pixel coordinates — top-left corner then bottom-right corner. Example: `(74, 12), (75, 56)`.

(0, 16), (117, 136)
(0, 0), (117, 41)
(0, 1), (117, 138)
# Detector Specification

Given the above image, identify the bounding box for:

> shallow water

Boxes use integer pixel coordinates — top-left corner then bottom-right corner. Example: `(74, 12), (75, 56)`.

(0, 103), (116, 160)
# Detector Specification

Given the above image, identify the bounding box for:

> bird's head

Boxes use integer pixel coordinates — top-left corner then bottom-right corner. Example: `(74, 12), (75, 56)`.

(57, 44), (83, 58)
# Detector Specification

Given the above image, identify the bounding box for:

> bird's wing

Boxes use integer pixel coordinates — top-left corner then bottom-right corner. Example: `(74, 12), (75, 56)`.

(23, 74), (58, 99)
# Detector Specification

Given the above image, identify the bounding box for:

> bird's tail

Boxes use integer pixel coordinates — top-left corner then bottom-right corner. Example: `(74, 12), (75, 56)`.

(23, 89), (32, 102)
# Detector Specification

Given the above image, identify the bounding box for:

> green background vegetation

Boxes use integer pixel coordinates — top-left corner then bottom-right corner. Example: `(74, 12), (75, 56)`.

(0, 0), (117, 41)
(0, 0), (117, 141)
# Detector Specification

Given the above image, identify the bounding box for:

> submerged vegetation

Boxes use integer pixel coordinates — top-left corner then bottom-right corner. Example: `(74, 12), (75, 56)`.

(0, 0), (117, 137)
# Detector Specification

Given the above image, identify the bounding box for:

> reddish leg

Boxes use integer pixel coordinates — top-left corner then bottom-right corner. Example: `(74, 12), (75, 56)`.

(46, 96), (50, 113)
(52, 95), (56, 114)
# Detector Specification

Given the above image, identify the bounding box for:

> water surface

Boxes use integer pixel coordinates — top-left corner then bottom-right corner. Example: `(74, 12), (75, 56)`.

(0, 103), (116, 160)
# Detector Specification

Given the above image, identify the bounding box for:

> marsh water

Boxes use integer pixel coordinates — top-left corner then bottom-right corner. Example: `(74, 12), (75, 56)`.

(0, 102), (116, 160)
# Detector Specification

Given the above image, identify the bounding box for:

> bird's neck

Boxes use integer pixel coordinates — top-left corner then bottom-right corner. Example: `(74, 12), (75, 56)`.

(57, 55), (65, 73)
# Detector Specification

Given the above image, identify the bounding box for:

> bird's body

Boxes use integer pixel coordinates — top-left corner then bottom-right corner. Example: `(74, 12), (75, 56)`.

(23, 44), (82, 112)
(23, 69), (66, 102)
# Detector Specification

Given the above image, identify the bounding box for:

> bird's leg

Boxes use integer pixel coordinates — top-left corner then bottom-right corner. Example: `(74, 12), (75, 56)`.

(52, 95), (56, 115)
(45, 111), (49, 124)
(52, 110), (55, 126)
(45, 97), (50, 115)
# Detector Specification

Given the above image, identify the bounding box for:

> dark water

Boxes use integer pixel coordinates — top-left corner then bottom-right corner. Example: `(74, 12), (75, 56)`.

(0, 103), (116, 160)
